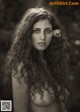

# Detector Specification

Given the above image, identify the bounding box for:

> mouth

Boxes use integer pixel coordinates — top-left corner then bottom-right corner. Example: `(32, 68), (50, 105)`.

(38, 42), (45, 46)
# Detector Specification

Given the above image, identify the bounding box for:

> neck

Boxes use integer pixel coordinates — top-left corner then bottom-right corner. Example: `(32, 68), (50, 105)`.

(32, 48), (44, 61)
(38, 51), (47, 64)
(39, 51), (43, 58)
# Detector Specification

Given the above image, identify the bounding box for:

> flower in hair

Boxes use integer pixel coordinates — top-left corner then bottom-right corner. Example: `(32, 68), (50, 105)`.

(53, 29), (61, 37)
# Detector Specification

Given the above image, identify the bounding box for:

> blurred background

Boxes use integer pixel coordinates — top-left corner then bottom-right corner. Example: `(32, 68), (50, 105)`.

(0, 0), (80, 112)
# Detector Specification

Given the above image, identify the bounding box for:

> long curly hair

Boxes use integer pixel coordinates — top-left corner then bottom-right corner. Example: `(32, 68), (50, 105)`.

(4, 7), (70, 102)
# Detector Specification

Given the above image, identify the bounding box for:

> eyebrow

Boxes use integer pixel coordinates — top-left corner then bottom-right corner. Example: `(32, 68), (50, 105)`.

(33, 28), (40, 30)
(33, 27), (52, 30)
(45, 28), (52, 30)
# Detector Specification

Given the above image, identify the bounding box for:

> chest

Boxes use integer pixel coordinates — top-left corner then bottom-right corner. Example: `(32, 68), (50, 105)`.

(30, 88), (58, 107)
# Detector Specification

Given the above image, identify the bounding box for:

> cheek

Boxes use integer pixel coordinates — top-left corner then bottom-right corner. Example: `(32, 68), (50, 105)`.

(32, 33), (40, 40)
(32, 35), (39, 45)
(46, 35), (53, 44)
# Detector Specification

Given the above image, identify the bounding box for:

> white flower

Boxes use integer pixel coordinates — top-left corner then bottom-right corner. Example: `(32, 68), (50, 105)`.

(53, 29), (61, 37)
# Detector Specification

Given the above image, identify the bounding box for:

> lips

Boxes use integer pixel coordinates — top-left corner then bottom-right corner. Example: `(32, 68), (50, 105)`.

(38, 42), (45, 45)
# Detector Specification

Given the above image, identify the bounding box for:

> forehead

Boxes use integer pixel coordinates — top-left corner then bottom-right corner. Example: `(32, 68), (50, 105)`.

(33, 19), (52, 29)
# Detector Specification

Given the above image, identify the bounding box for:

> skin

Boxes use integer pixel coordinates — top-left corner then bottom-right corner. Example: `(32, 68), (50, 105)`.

(12, 63), (60, 112)
(12, 19), (65, 112)
(32, 19), (53, 51)
(12, 63), (29, 112)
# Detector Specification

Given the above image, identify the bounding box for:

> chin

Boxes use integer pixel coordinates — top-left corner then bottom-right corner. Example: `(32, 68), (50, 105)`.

(37, 48), (46, 51)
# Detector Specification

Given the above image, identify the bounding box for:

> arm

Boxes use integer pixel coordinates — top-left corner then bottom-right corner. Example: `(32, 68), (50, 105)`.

(12, 63), (29, 112)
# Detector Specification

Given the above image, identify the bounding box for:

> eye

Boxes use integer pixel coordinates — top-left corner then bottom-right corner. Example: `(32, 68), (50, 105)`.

(45, 29), (52, 34)
(32, 29), (40, 33)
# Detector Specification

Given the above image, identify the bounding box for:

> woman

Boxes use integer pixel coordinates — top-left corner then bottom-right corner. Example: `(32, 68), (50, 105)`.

(4, 7), (70, 112)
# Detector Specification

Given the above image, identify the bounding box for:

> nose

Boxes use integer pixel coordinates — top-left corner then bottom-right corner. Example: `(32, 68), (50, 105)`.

(40, 32), (45, 41)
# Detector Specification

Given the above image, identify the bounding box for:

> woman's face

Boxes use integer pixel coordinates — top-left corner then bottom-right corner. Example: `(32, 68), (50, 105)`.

(32, 19), (53, 51)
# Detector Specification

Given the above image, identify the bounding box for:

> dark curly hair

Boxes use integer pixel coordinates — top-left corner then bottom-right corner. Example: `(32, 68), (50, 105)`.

(4, 7), (70, 103)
